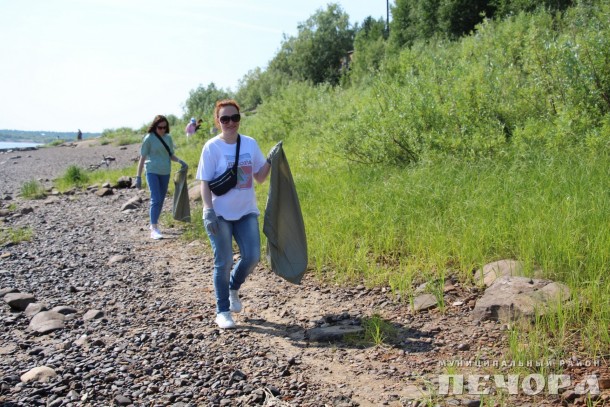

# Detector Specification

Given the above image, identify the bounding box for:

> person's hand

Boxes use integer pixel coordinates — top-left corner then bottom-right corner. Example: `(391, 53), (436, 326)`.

(266, 141), (282, 165)
(203, 208), (218, 236)
(178, 159), (188, 169)
(135, 176), (142, 190)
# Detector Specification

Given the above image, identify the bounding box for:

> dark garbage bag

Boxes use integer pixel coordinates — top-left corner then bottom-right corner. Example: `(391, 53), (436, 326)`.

(172, 166), (191, 222)
(263, 142), (308, 284)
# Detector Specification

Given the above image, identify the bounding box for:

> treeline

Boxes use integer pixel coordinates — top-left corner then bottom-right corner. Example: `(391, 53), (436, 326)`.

(182, 0), (608, 164)
(0, 130), (100, 144)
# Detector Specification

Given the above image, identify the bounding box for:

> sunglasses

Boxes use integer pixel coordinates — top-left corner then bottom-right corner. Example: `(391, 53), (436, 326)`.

(156, 125), (167, 130)
(219, 114), (241, 124)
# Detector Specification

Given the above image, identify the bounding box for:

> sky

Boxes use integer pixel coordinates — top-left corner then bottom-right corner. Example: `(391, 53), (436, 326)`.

(0, 0), (389, 133)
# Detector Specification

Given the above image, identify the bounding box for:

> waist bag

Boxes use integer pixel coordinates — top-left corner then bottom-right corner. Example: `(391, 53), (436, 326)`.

(209, 135), (240, 196)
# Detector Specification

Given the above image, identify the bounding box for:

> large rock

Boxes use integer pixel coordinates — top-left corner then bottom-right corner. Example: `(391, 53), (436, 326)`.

(412, 293), (438, 312)
(4, 292), (36, 311)
(96, 187), (113, 197)
(20, 366), (57, 383)
(51, 305), (78, 315)
(474, 259), (524, 287)
(188, 183), (201, 202)
(472, 276), (570, 322)
(120, 195), (142, 211)
(28, 311), (66, 334)
(0, 287), (19, 299)
(24, 302), (47, 317)
(83, 309), (104, 321)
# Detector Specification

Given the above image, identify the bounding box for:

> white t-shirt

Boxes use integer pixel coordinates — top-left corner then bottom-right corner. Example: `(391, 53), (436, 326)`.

(196, 134), (266, 220)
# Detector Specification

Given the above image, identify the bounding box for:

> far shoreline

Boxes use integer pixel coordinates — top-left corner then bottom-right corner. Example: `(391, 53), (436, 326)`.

(0, 141), (42, 152)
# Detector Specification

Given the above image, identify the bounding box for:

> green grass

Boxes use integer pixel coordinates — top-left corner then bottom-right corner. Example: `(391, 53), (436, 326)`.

(55, 165), (90, 189)
(43, 139), (66, 147)
(20, 180), (46, 199)
(251, 140), (609, 356)
(361, 314), (397, 346)
(0, 227), (33, 244)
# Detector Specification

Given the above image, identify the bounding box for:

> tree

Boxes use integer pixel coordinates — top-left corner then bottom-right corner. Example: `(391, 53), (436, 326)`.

(268, 3), (354, 85)
(438, 0), (496, 39)
(183, 83), (232, 123)
(349, 17), (388, 85)
(235, 68), (292, 112)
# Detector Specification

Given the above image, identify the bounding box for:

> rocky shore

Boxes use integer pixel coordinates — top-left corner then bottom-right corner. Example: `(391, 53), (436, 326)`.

(1, 143), (608, 406)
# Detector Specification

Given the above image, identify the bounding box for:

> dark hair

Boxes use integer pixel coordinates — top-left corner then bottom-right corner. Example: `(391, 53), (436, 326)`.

(147, 115), (170, 134)
(214, 99), (240, 127)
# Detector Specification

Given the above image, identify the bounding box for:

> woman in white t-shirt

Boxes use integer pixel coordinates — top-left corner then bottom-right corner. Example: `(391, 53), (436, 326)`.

(196, 99), (279, 329)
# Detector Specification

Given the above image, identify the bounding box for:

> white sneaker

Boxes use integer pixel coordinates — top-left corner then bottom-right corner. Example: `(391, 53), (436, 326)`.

(215, 311), (236, 329)
(150, 229), (163, 240)
(229, 290), (242, 313)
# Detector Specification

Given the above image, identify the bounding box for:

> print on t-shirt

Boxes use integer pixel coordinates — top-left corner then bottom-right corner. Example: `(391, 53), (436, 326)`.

(224, 153), (253, 190)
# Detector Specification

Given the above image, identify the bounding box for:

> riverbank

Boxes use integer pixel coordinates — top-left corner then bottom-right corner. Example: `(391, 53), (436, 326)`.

(0, 139), (140, 196)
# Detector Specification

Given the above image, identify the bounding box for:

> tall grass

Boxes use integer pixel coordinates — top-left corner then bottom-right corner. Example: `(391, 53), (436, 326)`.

(20, 180), (46, 199)
(248, 141), (609, 354)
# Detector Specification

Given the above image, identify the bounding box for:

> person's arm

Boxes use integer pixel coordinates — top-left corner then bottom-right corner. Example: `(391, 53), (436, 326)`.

(171, 154), (188, 168)
(201, 181), (213, 209)
(137, 155), (146, 177)
(253, 162), (271, 183)
(253, 141), (281, 183)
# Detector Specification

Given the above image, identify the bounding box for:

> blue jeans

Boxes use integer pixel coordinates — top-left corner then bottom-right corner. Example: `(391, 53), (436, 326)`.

(146, 172), (170, 225)
(207, 213), (261, 313)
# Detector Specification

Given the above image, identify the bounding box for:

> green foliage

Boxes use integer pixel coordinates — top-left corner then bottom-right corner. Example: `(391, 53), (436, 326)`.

(20, 180), (46, 199)
(349, 17), (388, 86)
(389, 0), (574, 49)
(184, 83), (232, 126)
(334, 2), (610, 164)
(268, 4), (354, 85)
(0, 227), (33, 245)
(235, 68), (292, 112)
(492, 0), (574, 18)
(243, 81), (333, 143)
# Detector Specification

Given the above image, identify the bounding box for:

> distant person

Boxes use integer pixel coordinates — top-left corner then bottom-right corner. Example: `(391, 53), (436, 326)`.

(210, 125), (218, 137)
(136, 115), (188, 240)
(185, 118), (197, 141)
(196, 99), (279, 329)
(77, 129), (82, 141)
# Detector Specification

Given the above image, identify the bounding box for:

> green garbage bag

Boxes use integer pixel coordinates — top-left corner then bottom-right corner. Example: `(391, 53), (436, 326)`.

(172, 166), (191, 222)
(263, 142), (308, 284)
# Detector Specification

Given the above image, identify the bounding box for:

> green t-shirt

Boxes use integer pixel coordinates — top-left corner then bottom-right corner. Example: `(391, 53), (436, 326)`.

(141, 133), (174, 175)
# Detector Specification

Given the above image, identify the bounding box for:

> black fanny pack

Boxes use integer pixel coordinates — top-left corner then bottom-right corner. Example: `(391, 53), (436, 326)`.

(209, 135), (240, 196)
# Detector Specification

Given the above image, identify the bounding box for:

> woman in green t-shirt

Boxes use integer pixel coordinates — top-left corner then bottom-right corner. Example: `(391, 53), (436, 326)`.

(136, 115), (187, 239)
